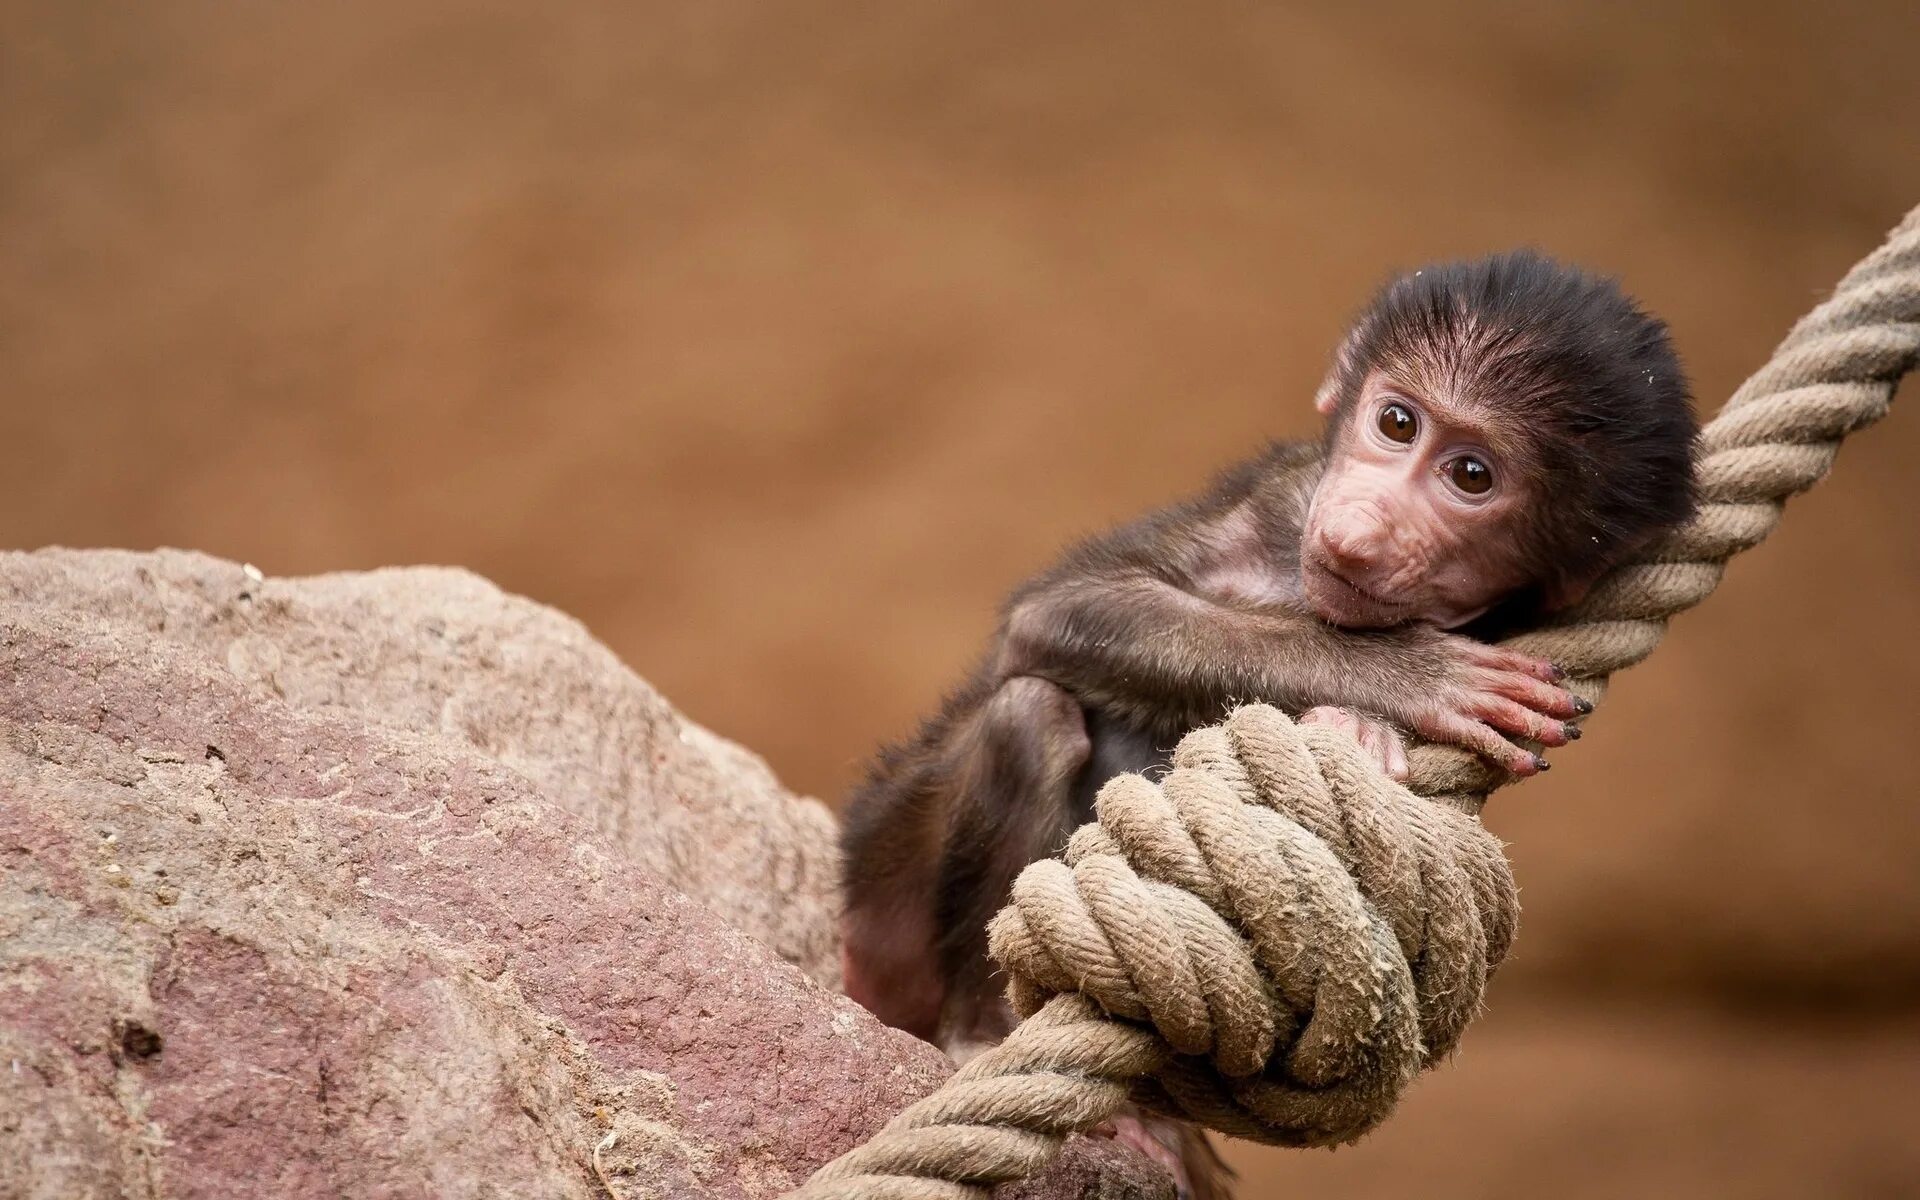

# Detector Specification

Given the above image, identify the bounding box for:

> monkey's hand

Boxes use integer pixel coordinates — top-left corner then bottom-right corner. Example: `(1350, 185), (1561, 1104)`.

(1299, 705), (1410, 782)
(1401, 631), (1589, 777)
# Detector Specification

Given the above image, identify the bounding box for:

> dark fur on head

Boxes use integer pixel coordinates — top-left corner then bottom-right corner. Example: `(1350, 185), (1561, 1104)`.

(1326, 249), (1698, 597)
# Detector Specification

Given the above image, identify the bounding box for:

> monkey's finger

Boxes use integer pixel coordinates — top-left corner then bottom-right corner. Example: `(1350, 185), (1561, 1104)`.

(1353, 723), (1392, 773)
(1479, 671), (1585, 719)
(1472, 696), (1573, 746)
(1383, 730), (1409, 781)
(1467, 643), (1565, 683)
(1421, 713), (1546, 777)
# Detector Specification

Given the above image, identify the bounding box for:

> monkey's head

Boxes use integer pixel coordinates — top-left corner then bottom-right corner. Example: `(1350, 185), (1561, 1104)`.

(1301, 250), (1697, 630)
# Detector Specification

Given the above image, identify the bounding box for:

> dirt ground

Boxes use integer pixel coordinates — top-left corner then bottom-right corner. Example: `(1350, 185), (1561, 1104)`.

(4, 2), (1918, 1194)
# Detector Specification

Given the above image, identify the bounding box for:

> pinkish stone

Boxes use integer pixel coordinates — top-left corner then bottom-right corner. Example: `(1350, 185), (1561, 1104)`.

(0, 550), (1166, 1199)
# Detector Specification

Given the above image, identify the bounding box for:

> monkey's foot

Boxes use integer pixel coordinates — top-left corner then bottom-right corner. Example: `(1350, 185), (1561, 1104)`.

(1299, 705), (1409, 781)
(1093, 1114), (1204, 1200)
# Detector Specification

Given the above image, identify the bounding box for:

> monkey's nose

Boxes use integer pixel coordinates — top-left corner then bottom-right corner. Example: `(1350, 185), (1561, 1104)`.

(1317, 524), (1386, 575)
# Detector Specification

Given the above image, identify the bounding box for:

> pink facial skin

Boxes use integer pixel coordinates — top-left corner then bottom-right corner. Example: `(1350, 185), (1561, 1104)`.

(1302, 373), (1536, 630)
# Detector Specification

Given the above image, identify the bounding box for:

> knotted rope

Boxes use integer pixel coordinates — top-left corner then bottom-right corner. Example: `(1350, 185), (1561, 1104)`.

(792, 205), (1920, 1200)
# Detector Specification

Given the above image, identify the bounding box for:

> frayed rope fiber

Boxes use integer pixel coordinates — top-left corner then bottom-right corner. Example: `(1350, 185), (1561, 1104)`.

(791, 205), (1920, 1200)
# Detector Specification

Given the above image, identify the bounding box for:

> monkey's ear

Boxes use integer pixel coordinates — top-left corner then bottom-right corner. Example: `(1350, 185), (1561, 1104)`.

(1313, 325), (1367, 416)
(1311, 375), (1342, 416)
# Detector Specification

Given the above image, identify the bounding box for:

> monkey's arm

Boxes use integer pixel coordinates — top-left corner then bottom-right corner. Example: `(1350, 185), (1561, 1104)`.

(1002, 569), (1583, 775)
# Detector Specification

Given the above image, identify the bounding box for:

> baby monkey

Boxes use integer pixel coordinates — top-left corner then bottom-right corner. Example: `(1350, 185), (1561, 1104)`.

(840, 251), (1696, 1187)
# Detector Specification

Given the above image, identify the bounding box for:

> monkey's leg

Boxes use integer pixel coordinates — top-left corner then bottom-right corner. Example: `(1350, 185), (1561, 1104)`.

(934, 675), (1091, 1051)
(931, 683), (1230, 1199)
(841, 761), (952, 1042)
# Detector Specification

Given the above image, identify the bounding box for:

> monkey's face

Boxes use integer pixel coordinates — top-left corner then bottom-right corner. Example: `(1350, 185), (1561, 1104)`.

(1303, 374), (1536, 630)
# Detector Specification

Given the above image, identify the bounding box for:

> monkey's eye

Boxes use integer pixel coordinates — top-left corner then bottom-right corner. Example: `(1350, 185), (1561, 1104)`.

(1447, 456), (1493, 495)
(1376, 403), (1417, 443)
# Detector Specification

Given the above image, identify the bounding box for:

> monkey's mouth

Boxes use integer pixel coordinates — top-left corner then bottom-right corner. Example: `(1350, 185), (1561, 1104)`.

(1303, 558), (1407, 628)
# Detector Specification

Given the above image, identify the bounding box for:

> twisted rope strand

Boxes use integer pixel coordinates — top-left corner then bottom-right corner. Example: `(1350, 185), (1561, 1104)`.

(791, 205), (1920, 1200)
(1410, 207), (1920, 809)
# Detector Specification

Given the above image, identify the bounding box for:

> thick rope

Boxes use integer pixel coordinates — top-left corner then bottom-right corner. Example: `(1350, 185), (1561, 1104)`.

(792, 206), (1920, 1200)
(1410, 205), (1920, 808)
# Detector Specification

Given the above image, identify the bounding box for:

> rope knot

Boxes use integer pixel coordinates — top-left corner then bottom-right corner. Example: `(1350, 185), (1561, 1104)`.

(987, 704), (1517, 1147)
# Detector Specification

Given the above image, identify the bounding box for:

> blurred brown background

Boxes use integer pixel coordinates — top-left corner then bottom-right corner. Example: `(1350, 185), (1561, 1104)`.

(5, 2), (1919, 1196)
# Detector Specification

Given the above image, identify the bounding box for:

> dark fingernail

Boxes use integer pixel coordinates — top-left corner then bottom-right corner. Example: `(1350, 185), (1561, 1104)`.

(1549, 664), (1568, 681)
(1573, 697), (1594, 715)
(1533, 754), (1551, 772)
(1564, 723), (1582, 741)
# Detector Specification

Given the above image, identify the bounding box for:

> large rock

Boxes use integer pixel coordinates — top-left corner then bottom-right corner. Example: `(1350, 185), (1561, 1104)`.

(0, 550), (1166, 1200)
(1, 549), (840, 986)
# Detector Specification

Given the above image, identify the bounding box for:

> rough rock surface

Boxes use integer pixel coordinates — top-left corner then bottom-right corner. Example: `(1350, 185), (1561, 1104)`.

(0, 549), (1166, 1200)
(1, 549), (841, 985)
